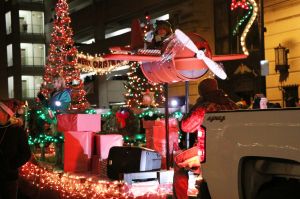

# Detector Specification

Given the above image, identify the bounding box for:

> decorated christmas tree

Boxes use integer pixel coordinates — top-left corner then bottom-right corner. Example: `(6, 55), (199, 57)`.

(40, 0), (89, 111)
(124, 62), (165, 108)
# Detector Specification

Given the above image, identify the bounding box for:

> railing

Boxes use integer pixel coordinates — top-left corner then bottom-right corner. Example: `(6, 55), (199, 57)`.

(8, 86), (40, 98)
(18, 0), (44, 3)
(21, 57), (45, 67)
(20, 24), (44, 35)
(22, 88), (40, 98)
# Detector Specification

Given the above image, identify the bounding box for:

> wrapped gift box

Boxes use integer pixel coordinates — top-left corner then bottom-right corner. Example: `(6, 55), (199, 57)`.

(143, 118), (178, 129)
(64, 131), (95, 172)
(91, 155), (108, 179)
(57, 114), (101, 132)
(95, 134), (123, 160)
(143, 119), (179, 169)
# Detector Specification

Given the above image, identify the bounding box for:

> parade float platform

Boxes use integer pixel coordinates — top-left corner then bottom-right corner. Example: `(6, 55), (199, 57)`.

(18, 162), (198, 199)
(21, 114), (198, 198)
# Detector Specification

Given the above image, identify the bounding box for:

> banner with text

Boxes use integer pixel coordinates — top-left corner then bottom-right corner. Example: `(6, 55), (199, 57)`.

(76, 53), (128, 75)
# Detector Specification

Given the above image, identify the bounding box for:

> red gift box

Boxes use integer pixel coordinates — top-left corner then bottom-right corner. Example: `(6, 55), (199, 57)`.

(143, 119), (179, 169)
(95, 134), (123, 160)
(64, 131), (95, 172)
(57, 114), (101, 132)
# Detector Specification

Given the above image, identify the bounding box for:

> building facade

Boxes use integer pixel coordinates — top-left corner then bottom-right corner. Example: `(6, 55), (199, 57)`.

(264, 0), (300, 107)
(0, 0), (45, 101)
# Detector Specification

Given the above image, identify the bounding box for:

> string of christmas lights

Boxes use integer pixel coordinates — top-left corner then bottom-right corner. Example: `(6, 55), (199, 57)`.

(231, 0), (249, 10)
(101, 108), (183, 120)
(20, 162), (170, 199)
(232, 1), (253, 36)
(240, 0), (258, 55)
(28, 134), (64, 146)
(143, 13), (152, 35)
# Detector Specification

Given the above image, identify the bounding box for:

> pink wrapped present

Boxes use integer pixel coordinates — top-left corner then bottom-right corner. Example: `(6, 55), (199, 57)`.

(57, 114), (101, 132)
(64, 131), (95, 172)
(95, 134), (123, 160)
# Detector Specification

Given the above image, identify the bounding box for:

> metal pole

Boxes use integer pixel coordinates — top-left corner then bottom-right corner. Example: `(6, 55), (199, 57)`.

(164, 83), (170, 170)
(280, 82), (285, 107)
(185, 81), (190, 149)
(259, 0), (266, 95)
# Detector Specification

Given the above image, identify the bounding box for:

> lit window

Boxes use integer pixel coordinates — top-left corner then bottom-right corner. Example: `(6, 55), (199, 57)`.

(105, 28), (131, 39)
(8, 76), (14, 98)
(19, 10), (44, 34)
(6, 44), (13, 67)
(5, 11), (12, 34)
(152, 14), (169, 22)
(20, 43), (45, 66)
(81, 38), (95, 44)
(21, 76), (43, 98)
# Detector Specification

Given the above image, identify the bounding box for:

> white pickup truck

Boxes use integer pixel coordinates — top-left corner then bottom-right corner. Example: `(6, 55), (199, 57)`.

(198, 108), (300, 199)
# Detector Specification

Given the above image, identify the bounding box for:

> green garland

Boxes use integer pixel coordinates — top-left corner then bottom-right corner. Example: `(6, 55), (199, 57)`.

(28, 134), (64, 146)
(101, 108), (183, 120)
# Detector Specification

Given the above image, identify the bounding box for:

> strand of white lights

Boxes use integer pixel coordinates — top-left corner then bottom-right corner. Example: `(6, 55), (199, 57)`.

(20, 162), (169, 198)
(240, 0), (258, 55)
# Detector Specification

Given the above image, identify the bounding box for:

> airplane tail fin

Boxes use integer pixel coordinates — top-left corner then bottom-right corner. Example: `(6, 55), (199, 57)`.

(130, 19), (144, 50)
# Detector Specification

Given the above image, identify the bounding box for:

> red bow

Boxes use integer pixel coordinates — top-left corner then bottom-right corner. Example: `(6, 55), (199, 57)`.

(116, 111), (129, 128)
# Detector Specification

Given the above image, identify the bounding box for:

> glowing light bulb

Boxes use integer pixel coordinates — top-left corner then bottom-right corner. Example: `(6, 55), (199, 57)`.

(171, 99), (178, 107)
(55, 101), (62, 107)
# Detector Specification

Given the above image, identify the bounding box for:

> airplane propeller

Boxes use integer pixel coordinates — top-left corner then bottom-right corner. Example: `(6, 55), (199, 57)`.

(174, 29), (227, 80)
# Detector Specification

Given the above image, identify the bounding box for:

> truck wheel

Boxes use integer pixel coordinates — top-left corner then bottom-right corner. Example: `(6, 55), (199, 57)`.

(256, 180), (300, 199)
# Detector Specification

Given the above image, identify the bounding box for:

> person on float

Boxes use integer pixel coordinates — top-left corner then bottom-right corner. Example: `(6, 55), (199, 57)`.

(50, 75), (72, 168)
(0, 99), (31, 199)
(154, 20), (173, 47)
(49, 75), (72, 113)
(144, 20), (173, 49)
(38, 75), (71, 167)
(173, 78), (238, 199)
(38, 75), (71, 113)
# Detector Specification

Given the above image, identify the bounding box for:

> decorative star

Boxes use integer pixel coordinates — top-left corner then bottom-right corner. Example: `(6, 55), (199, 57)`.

(231, 0), (249, 10)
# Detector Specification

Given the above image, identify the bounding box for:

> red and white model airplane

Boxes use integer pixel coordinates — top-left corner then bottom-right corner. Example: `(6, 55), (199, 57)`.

(104, 20), (247, 83)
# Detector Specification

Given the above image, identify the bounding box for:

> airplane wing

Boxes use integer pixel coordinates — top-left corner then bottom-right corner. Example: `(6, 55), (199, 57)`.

(103, 54), (162, 62)
(212, 54), (247, 61)
(103, 53), (247, 65)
